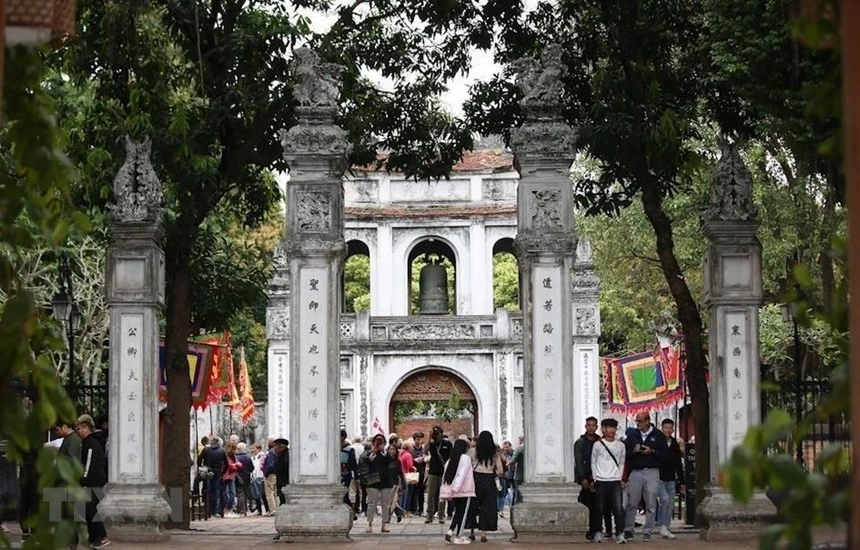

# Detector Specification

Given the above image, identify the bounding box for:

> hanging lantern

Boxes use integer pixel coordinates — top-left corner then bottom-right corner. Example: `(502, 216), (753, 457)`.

(5, 0), (75, 47)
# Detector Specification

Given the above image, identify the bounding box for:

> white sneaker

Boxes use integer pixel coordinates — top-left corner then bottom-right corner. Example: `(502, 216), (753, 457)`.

(616, 534), (626, 544)
(453, 536), (472, 545)
(593, 532), (603, 543)
(659, 526), (677, 539)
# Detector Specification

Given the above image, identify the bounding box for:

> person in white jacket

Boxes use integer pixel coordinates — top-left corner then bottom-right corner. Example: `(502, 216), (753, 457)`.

(440, 439), (476, 545)
(591, 418), (627, 544)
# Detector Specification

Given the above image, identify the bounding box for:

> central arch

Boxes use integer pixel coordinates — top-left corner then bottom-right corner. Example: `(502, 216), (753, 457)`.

(388, 368), (479, 437)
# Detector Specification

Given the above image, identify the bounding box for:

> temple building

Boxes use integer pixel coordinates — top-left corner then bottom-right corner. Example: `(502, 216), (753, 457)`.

(266, 142), (603, 442)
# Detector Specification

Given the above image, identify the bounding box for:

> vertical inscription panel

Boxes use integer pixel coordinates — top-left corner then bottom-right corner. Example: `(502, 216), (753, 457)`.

(119, 313), (144, 477)
(298, 267), (329, 478)
(577, 346), (599, 424)
(532, 265), (564, 477)
(270, 350), (290, 440)
(724, 311), (749, 456)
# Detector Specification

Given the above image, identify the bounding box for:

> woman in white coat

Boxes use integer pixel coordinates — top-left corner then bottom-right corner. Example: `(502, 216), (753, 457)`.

(440, 439), (476, 545)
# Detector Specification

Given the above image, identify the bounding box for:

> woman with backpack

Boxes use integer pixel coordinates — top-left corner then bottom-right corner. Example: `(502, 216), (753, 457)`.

(440, 438), (475, 545)
(360, 434), (394, 533)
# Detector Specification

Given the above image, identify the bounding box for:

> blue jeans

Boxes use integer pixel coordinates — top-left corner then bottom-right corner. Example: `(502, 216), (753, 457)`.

(208, 477), (223, 517)
(399, 480), (411, 513)
(224, 478), (236, 511)
(497, 478), (508, 513)
(656, 480), (676, 529)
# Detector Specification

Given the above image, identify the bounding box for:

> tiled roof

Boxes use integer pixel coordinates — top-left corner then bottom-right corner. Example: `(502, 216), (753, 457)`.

(352, 150), (514, 174)
(345, 204), (517, 220)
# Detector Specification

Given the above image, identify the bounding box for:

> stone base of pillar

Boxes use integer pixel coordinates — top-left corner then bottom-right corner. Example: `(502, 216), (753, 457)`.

(275, 484), (353, 542)
(98, 483), (171, 542)
(698, 485), (776, 541)
(510, 483), (588, 543)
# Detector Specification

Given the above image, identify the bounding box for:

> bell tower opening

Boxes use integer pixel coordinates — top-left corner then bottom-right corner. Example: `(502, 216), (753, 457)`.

(343, 239), (370, 313)
(408, 238), (456, 315)
(492, 237), (520, 311)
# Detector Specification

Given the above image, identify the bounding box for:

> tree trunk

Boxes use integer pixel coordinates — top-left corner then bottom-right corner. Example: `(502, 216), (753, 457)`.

(818, 178), (836, 313)
(162, 236), (194, 528)
(639, 183), (710, 514)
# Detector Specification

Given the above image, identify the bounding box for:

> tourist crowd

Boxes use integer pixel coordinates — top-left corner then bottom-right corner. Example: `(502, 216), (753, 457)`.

(193, 411), (684, 546)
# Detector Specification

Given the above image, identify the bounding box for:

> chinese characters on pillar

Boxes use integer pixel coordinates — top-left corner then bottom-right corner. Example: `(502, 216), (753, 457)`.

(275, 353), (288, 438)
(119, 314), (144, 476)
(299, 268), (328, 477)
(725, 313), (748, 447)
(532, 266), (564, 476)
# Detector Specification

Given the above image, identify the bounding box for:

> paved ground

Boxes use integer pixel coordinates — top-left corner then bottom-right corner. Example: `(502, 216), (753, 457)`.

(1, 513), (847, 549)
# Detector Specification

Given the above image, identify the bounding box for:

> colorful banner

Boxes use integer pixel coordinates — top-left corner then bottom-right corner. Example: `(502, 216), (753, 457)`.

(158, 341), (215, 409)
(202, 331), (234, 406)
(236, 347), (256, 424)
(604, 340), (685, 413)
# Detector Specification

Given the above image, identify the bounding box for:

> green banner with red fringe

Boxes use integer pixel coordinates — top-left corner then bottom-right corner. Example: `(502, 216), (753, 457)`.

(603, 339), (685, 413)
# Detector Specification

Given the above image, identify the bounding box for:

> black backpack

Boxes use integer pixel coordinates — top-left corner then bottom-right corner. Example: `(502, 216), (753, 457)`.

(357, 451), (371, 485)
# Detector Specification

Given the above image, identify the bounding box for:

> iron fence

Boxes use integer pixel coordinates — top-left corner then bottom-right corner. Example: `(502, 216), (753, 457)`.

(73, 383), (109, 421)
(760, 365), (851, 469)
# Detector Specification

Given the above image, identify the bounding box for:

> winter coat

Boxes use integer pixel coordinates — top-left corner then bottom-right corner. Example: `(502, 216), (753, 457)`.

(80, 434), (107, 488)
(441, 454), (476, 499)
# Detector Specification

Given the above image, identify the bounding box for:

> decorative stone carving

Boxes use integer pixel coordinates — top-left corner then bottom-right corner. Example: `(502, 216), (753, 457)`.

(707, 137), (757, 222)
(109, 136), (162, 223)
(292, 47), (343, 108)
(280, 124), (351, 160)
(296, 191), (332, 233)
(575, 307), (596, 335)
(392, 370), (476, 402)
(266, 307), (290, 340)
(387, 323), (476, 340)
(272, 243), (287, 270)
(359, 356), (368, 439)
(576, 239), (593, 265)
(513, 44), (567, 111)
(509, 120), (577, 161)
(531, 189), (563, 229)
(498, 354), (509, 439)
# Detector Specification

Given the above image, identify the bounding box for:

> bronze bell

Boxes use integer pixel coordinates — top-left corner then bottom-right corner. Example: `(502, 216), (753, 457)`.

(418, 257), (449, 314)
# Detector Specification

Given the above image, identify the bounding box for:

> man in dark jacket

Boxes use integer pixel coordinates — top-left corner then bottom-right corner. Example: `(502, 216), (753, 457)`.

(574, 416), (602, 541)
(200, 437), (227, 517)
(271, 439), (290, 541)
(656, 419), (684, 539)
(77, 414), (109, 548)
(622, 412), (668, 542)
(235, 443), (254, 515)
(423, 426), (452, 524)
(274, 439), (290, 504)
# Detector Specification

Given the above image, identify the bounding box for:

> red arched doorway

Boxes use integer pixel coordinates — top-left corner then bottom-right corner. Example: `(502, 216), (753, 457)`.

(389, 369), (478, 438)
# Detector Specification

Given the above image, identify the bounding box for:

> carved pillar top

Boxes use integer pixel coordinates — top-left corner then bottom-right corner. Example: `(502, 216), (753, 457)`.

(511, 44), (578, 252)
(510, 44), (577, 166)
(109, 136), (163, 227)
(280, 48), (352, 183)
(572, 238), (600, 301)
(280, 48), (351, 246)
(704, 137), (758, 237)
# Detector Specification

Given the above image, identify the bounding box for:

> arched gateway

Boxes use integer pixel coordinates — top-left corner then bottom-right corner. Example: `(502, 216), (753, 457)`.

(389, 368), (478, 436)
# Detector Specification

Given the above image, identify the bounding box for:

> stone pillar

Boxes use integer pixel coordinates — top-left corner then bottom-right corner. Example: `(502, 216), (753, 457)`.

(273, 48), (353, 541)
(266, 244), (291, 440)
(99, 137), (171, 541)
(572, 239), (601, 432)
(698, 138), (776, 540)
(509, 45), (586, 542)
